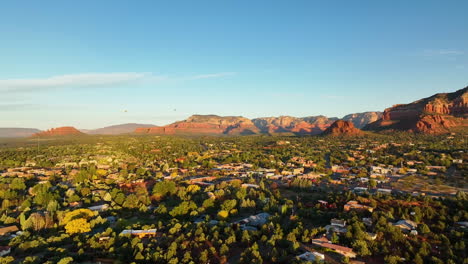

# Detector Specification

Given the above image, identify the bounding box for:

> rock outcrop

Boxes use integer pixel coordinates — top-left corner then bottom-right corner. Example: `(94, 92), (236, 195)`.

(33, 127), (84, 137)
(365, 87), (468, 134)
(342, 112), (382, 129)
(322, 120), (363, 136)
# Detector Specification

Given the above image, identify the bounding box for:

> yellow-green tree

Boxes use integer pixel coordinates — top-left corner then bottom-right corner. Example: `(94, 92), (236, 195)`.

(65, 218), (91, 234)
(61, 208), (94, 225)
(61, 208), (95, 234)
(218, 210), (229, 220)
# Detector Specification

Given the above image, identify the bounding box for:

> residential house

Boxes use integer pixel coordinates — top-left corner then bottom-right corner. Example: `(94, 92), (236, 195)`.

(99, 236), (110, 242)
(326, 219), (347, 234)
(353, 187), (368, 194)
(357, 177), (369, 183)
(88, 204), (110, 212)
(241, 225), (258, 231)
(187, 176), (217, 184)
(455, 221), (468, 230)
(297, 252), (325, 262)
(241, 184), (260, 189)
(312, 237), (357, 258)
(292, 167), (305, 175)
(120, 229), (158, 238)
(426, 166), (446, 172)
(0, 226), (19, 236)
(235, 212), (270, 229)
(362, 217), (373, 227)
(344, 201), (373, 212)
(332, 165), (350, 175)
(371, 166), (391, 175)
(0, 246), (11, 257)
(376, 188), (392, 195)
(331, 219), (346, 228)
(393, 220), (417, 233)
(298, 173), (322, 180)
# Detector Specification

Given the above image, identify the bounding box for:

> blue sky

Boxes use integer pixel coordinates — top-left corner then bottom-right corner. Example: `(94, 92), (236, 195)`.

(0, 1), (467, 129)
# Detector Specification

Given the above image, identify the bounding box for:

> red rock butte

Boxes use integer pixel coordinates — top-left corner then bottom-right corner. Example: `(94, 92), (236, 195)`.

(365, 86), (468, 134)
(33, 126), (84, 137)
(322, 120), (363, 136)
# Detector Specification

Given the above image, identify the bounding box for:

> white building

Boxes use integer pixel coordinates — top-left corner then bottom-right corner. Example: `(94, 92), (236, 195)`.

(297, 252), (325, 262)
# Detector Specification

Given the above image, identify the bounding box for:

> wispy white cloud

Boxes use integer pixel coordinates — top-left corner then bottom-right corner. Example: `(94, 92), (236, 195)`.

(422, 49), (464, 56)
(0, 72), (150, 92)
(0, 71), (236, 93)
(189, 72), (237, 80)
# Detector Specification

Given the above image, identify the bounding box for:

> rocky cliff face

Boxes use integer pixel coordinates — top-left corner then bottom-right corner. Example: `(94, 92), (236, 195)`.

(33, 127), (84, 137)
(136, 88), (468, 136)
(252, 115), (337, 135)
(342, 112), (382, 129)
(302, 115), (339, 125)
(136, 114), (358, 135)
(322, 120), (363, 136)
(365, 87), (468, 134)
(135, 115), (259, 135)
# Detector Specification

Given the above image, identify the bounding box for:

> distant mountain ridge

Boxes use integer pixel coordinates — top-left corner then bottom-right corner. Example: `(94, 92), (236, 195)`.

(0, 128), (42, 138)
(135, 115), (260, 135)
(86, 123), (155, 135)
(135, 113), (380, 135)
(251, 116), (338, 135)
(5, 87), (465, 137)
(365, 87), (468, 134)
(0, 113), (382, 138)
(342, 112), (382, 129)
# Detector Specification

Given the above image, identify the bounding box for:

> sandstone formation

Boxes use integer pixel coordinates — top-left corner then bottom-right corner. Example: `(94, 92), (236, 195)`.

(252, 115), (338, 135)
(322, 120), (363, 136)
(136, 114), (378, 136)
(135, 115), (259, 135)
(342, 112), (382, 129)
(136, 87), (468, 136)
(33, 127), (84, 137)
(365, 87), (468, 134)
